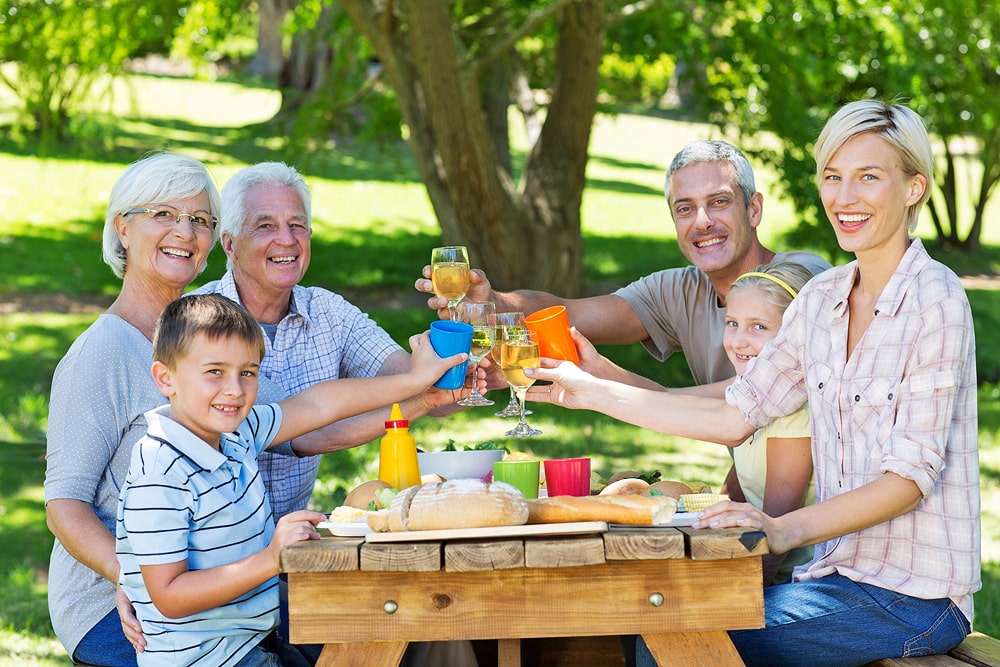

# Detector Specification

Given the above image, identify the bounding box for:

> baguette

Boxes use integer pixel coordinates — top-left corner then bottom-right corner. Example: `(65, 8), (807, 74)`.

(526, 494), (677, 526)
(372, 479), (529, 532)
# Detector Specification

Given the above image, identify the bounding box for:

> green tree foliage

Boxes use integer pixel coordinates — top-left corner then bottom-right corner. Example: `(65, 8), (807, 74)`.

(0, 0), (186, 143)
(665, 0), (999, 255)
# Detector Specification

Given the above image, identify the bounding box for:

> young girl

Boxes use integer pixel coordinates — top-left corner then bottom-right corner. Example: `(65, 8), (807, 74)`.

(528, 100), (979, 666)
(718, 261), (815, 585)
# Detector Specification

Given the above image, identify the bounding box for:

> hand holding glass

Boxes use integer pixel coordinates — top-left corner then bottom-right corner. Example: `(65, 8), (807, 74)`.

(491, 311), (530, 418)
(456, 301), (495, 407)
(430, 246), (470, 319)
(500, 329), (542, 437)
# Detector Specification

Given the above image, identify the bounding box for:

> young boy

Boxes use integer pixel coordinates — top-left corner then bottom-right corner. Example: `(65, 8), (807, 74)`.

(115, 294), (466, 666)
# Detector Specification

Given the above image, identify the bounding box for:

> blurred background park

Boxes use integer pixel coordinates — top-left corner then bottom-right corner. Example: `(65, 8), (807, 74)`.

(1, 1), (998, 664)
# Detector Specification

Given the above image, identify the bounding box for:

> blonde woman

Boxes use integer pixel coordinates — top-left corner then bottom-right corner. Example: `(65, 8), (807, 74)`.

(529, 100), (979, 666)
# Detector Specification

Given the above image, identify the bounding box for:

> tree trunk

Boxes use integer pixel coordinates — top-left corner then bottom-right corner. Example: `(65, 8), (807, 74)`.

(249, 0), (295, 79)
(339, 0), (605, 295)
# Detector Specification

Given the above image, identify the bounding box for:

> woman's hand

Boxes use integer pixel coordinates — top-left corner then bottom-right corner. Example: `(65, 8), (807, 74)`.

(524, 360), (604, 411)
(116, 584), (145, 653)
(407, 331), (470, 388)
(691, 501), (794, 555)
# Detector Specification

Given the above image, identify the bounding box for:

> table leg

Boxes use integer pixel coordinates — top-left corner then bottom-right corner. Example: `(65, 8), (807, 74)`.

(497, 638), (521, 667)
(315, 641), (408, 667)
(642, 631), (745, 666)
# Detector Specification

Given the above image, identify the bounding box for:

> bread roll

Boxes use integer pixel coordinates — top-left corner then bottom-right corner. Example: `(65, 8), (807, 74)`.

(526, 494), (677, 525)
(344, 479), (393, 509)
(406, 479), (528, 531)
(599, 478), (650, 496)
(647, 480), (692, 500)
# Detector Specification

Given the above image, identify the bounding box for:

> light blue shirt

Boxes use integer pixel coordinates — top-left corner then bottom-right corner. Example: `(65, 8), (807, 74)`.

(195, 271), (401, 518)
(116, 404), (283, 666)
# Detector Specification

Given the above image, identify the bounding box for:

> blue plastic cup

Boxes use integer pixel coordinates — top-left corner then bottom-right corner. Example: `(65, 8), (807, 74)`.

(429, 320), (473, 390)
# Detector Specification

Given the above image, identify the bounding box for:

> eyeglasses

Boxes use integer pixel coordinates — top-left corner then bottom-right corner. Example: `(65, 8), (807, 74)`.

(122, 207), (218, 233)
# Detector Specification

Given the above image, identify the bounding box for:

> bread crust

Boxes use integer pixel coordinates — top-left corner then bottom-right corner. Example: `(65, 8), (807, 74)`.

(526, 494), (677, 525)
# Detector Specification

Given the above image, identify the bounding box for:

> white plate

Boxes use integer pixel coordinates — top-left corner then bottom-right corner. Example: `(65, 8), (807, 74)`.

(317, 521), (373, 537)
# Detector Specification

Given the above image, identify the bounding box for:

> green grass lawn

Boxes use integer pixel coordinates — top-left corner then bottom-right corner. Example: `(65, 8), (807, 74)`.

(2, 73), (999, 664)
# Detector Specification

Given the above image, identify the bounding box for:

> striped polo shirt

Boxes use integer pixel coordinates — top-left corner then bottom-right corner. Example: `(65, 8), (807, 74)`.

(116, 403), (282, 666)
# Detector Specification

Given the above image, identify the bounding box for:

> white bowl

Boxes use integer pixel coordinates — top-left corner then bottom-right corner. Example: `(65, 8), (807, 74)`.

(417, 449), (504, 481)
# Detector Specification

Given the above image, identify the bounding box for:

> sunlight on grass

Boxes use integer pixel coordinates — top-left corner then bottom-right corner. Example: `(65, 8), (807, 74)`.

(0, 630), (70, 667)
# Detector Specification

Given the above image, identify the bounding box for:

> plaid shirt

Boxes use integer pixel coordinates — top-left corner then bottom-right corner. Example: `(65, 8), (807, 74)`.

(197, 272), (402, 518)
(727, 238), (980, 622)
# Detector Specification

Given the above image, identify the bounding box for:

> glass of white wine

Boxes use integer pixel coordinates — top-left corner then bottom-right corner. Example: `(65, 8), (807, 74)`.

(430, 245), (470, 320)
(500, 329), (542, 437)
(456, 301), (495, 407)
(491, 311), (531, 418)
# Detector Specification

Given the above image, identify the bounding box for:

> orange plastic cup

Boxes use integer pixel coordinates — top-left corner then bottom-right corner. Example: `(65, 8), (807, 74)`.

(525, 305), (579, 363)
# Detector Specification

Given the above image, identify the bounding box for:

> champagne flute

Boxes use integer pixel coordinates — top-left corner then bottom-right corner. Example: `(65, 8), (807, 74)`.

(500, 329), (542, 437)
(491, 311), (531, 418)
(430, 245), (470, 320)
(456, 301), (495, 407)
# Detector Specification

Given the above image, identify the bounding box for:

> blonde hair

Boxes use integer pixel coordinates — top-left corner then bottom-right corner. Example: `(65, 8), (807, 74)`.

(814, 100), (933, 234)
(730, 261), (814, 314)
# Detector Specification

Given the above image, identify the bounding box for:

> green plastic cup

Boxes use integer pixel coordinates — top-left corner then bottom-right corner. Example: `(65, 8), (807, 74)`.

(492, 460), (540, 499)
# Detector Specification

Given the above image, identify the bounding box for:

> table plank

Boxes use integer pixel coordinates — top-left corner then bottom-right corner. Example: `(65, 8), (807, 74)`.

(315, 640), (407, 667)
(360, 542), (441, 572)
(287, 557), (763, 645)
(604, 529), (685, 560)
(446, 539), (524, 571)
(643, 630), (745, 666)
(682, 528), (768, 560)
(281, 537), (361, 573)
(524, 535), (606, 568)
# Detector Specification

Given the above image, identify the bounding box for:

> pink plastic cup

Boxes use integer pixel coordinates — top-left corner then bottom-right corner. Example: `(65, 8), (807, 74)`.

(543, 457), (591, 497)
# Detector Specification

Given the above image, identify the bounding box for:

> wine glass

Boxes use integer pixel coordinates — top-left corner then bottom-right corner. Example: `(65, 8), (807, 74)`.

(491, 311), (531, 418)
(500, 329), (542, 437)
(430, 246), (470, 320)
(456, 301), (495, 407)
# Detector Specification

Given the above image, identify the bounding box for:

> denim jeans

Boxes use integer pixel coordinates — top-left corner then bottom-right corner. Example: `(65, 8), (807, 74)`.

(72, 608), (138, 667)
(635, 574), (970, 667)
(234, 646), (283, 667)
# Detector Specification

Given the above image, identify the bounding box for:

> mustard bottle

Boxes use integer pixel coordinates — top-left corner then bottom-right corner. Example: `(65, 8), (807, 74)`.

(378, 403), (422, 489)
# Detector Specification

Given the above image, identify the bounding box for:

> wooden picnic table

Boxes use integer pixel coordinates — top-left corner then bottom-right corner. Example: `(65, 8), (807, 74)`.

(280, 521), (768, 667)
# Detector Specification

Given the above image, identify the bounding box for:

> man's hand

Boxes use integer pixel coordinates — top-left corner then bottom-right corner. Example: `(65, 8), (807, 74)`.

(416, 266), (494, 320)
(116, 584), (145, 653)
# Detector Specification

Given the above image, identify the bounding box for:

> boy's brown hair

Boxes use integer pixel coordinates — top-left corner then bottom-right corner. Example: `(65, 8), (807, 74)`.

(153, 294), (265, 368)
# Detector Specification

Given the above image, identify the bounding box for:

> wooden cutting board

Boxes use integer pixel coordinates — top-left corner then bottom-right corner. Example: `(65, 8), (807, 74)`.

(365, 521), (608, 543)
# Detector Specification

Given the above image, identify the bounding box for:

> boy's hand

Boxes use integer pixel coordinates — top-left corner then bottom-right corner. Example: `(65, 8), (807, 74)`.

(270, 511), (325, 562)
(415, 266), (493, 320)
(408, 331), (469, 387)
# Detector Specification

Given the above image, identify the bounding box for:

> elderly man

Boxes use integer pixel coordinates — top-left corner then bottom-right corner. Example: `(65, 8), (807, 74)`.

(196, 162), (456, 521)
(418, 140), (831, 389)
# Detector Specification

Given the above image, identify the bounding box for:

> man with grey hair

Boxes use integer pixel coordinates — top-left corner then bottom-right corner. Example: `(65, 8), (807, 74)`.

(196, 162), (458, 521)
(418, 139), (831, 389)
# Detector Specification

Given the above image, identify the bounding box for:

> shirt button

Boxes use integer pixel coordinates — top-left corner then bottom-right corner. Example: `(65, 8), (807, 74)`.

(888, 393), (893, 400)
(854, 395), (861, 401)
(818, 382), (824, 389)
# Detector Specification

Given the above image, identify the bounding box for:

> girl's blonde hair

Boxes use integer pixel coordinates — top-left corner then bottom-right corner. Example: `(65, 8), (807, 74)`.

(730, 261), (815, 314)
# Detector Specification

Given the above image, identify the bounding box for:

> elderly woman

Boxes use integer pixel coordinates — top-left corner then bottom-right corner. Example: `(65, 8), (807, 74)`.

(44, 153), (239, 666)
(529, 100), (979, 666)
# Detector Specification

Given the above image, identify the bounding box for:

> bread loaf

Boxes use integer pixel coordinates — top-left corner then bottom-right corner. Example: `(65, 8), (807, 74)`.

(526, 494), (677, 525)
(373, 479), (529, 531)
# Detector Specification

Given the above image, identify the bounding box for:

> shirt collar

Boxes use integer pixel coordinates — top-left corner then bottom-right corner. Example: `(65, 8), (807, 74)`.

(219, 271), (310, 332)
(144, 405), (228, 471)
(827, 237), (927, 319)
